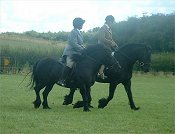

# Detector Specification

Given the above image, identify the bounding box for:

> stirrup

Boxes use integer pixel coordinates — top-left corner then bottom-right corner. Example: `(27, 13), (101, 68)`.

(57, 80), (66, 86)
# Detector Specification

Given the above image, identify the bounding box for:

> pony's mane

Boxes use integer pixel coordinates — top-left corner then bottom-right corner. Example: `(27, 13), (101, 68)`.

(119, 43), (146, 48)
(84, 44), (104, 54)
(119, 43), (146, 50)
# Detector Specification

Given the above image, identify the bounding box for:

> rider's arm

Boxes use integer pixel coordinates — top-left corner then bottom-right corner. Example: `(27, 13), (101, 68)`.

(98, 28), (113, 47)
(68, 31), (84, 51)
(98, 27), (118, 49)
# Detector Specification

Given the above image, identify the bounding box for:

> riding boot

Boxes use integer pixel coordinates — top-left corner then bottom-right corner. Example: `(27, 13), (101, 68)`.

(58, 66), (71, 86)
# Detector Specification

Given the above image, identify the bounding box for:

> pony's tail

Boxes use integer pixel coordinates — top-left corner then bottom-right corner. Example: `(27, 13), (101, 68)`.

(18, 71), (32, 87)
(28, 71), (34, 89)
(28, 61), (38, 89)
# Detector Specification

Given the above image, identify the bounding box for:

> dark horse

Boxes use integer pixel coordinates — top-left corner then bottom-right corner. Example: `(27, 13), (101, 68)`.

(30, 44), (120, 111)
(63, 43), (152, 110)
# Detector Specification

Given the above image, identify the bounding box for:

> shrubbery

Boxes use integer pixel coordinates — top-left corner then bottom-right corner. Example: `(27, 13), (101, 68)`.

(151, 53), (174, 72)
(0, 37), (174, 73)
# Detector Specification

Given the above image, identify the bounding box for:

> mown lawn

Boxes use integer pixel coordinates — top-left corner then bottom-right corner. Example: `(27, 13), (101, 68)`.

(0, 74), (174, 134)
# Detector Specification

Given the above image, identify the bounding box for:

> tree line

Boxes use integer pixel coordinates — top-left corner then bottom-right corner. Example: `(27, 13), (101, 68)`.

(3, 13), (174, 52)
(1, 13), (174, 73)
(3, 13), (175, 52)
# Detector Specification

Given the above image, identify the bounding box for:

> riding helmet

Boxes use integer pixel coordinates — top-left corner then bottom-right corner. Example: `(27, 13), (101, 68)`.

(105, 15), (115, 22)
(73, 17), (85, 27)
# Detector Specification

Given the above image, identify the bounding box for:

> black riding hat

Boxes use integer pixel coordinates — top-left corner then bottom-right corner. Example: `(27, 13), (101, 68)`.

(105, 15), (115, 22)
(73, 17), (85, 27)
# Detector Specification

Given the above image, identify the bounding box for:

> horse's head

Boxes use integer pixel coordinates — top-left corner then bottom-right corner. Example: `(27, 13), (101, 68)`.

(138, 45), (152, 72)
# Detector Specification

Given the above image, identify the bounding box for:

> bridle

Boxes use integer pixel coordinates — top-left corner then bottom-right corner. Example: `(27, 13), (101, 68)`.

(137, 49), (151, 68)
(114, 46), (150, 68)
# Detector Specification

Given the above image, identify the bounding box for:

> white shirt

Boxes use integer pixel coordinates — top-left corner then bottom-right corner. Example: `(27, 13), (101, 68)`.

(76, 28), (82, 35)
(104, 24), (110, 29)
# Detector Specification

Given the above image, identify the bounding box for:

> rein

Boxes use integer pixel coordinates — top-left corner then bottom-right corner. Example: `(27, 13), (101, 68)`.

(83, 45), (120, 70)
(115, 46), (150, 67)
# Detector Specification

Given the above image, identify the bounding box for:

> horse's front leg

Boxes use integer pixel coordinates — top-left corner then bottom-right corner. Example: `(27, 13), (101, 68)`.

(73, 87), (93, 108)
(87, 88), (93, 108)
(98, 82), (118, 109)
(63, 88), (76, 105)
(79, 85), (90, 112)
(123, 80), (140, 110)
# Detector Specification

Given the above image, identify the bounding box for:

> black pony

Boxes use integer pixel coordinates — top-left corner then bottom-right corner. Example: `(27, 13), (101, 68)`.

(30, 44), (120, 111)
(63, 43), (152, 110)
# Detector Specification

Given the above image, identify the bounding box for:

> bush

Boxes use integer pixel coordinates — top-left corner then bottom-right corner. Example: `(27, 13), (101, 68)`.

(151, 53), (174, 72)
(0, 35), (174, 73)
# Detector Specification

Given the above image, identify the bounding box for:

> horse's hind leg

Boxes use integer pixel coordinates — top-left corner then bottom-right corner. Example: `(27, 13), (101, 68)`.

(73, 87), (93, 108)
(33, 84), (45, 108)
(42, 84), (54, 109)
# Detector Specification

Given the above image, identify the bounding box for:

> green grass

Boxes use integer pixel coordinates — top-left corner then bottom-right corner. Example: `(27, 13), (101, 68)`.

(0, 74), (175, 134)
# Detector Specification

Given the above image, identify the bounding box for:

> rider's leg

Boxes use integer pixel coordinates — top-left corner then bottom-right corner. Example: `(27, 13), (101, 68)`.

(58, 56), (73, 86)
(98, 65), (107, 79)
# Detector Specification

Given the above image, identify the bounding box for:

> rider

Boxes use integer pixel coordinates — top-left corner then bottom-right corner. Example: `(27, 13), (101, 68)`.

(97, 15), (119, 79)
(58, 17), (86, 86)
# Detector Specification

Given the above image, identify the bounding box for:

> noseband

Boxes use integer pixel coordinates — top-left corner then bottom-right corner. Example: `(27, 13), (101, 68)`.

(139, 62), (151, 67)
(138, 48), (151, 68)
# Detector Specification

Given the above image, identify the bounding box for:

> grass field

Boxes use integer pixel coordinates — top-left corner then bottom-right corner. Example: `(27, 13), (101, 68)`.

(0, 74), (174, 134)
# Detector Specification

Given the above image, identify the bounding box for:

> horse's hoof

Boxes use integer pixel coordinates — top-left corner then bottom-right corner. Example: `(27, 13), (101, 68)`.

(88, 105), (94, 108)
(98, 105), (104, 109)
(83, 109), (91, 112)
(98, 98), (107, 109)
(63, 95), (73, 105)
(62, 101), (70, 105)
(34, 105), (40, 108)
(73, 101), (84, 108)
(43, 106), (51, 109)
(33, 101), (41, 108)
(132, 107), (140, 110)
